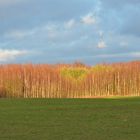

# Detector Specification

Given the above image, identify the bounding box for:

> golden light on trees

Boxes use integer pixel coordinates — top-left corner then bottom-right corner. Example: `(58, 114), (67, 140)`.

(0, 61), (139, 98)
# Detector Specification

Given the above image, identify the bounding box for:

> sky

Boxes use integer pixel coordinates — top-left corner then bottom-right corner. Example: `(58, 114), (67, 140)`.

(0, 0), (140, 64)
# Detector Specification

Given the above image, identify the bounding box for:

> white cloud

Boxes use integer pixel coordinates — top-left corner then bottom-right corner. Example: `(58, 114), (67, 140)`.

(99, 31), (104, 37)
(4, 13), (96, 42)
(81, 13), (96, 25)
(49, 52), (140, 62)
(97, 40), (106, 48)
(4, 29), (36, 40)
(45, 24), (59, 40)
(4, 23), (60, 41)
(96, 52), (140, 58)
(65, 19), (76, 29)
(130, 52), (140, 57)
(0, 49), (27, 62)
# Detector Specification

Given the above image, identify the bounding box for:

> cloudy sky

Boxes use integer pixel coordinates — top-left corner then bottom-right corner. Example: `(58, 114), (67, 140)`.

(0, 0), (140, 64)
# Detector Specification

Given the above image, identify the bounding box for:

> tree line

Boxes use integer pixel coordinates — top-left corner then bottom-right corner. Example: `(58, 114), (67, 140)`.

(0, 61), (139, 98)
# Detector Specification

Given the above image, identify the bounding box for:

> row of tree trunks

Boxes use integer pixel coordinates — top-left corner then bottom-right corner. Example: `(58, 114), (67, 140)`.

(0, 61), (139, 98)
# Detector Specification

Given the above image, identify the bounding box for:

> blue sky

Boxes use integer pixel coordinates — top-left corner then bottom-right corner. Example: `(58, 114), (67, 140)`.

(0, 0), (140, 64)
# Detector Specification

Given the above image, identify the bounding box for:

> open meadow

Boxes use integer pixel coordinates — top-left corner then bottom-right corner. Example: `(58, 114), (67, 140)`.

(0, 98), (140, 140)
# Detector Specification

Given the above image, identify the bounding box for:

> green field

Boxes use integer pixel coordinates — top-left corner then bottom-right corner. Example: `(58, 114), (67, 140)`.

(0, 98), (140, 140)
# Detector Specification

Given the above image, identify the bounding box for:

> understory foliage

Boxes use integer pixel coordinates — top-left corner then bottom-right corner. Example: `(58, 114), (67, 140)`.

(0, 61), (139, 98)
(61, 67), (88, 81)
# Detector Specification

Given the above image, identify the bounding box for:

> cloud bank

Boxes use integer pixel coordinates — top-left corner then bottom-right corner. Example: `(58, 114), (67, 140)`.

(0, 49), (27, 62)
(0, 0), (140, 64)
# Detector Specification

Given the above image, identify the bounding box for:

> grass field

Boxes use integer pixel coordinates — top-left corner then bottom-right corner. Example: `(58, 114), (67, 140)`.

(0, 98), (140, 140)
